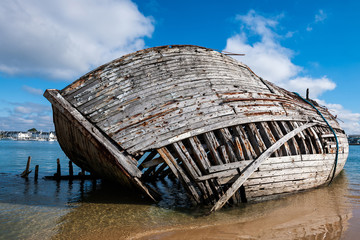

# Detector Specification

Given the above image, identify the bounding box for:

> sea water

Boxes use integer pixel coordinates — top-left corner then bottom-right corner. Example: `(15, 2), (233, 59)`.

(0, 140), (359, 239)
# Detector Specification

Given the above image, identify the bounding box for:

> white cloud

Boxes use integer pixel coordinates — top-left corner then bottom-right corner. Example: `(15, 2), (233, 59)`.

(224, 10), (360, 134)
(282, 76), (336, 98)
(22, 85), (43, 95)
(307, 9), (327, 31)
(315, 9), (327, 23)
(0, 101), (53, 131)
(0, 0), (154, 80)
(316, 99), (360, 135)
(224, 10), (335, 97)
(14, 106), (33, 114)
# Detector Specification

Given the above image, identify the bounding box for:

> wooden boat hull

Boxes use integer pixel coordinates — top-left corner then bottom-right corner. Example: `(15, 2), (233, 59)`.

(45, 45), (349, 211)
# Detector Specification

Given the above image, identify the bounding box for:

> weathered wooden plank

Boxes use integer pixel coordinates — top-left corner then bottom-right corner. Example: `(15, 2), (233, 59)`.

(220, 168), (331, 186)
(309, 126), (324, 154)
(44, 89), (141, 177)
(173, 142), (202, 177)
(277, 121), (298, 155)
(188, 136), (211, 171)
(217, 129), (238, 162)
(172, 142), (211, 201)
(204, 132), (223, 165)
(256, 122), (279, 157)
(233, 125), (257, 160)
(157, 147), (201, 203)
(234, 136), (246, 161)
(122, 113), (338, 154)
(219, 145), (231, 164)
(209, 122), (317, 213)
(221, 170), (330, 186)
(208, 153), (336, 173)
(291, 122), (310, 154)
(44, 89), (161, 202)
(244, 123), (263, 157)
(198, 156), (337, 181)
(267, 121), (289, 156)
(245, 178), (328, 199)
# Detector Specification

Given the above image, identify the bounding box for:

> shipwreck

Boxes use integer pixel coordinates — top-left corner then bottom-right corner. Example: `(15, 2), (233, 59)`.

(44, 45), (348, 212)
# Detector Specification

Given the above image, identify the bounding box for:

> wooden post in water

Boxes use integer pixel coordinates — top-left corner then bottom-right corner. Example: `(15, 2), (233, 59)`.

(69, 161), (73, 179)
(21, 156), (32, 178)
(34, 165), (39, 181)
(56, 158), (61, 179)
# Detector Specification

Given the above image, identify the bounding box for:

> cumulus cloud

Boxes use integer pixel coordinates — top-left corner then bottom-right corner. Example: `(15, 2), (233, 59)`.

(307, 9), (327, 31)
(22, 85), (43, 95)
(0, 101), (53, 131)
(315, 9), (327, 23)
(316, 99), (360, 134)
(225, 10), (360, 134)
(283, 76), (336, 98)
(0, 0), (154, 80)
(224, 10), (334, 97)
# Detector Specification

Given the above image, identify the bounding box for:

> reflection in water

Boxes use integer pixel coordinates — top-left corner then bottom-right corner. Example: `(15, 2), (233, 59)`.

(51, 172), (352, 240)
(1, 142), (359, 240)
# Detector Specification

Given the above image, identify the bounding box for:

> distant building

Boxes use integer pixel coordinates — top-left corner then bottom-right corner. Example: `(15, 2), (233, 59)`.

(348, 135), (360, 145)
(0, 131), (57, 141)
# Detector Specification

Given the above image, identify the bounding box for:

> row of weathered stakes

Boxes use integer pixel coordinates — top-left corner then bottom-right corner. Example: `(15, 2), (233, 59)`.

(20, 156), (97, 181)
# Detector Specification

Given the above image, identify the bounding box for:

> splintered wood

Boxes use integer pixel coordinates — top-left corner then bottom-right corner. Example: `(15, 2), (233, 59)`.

(45, 45), (349, 212)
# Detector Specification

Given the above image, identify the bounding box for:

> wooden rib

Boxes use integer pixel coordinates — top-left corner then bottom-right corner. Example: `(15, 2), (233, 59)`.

(249, 123), (267, 154)
(277, 121), (298, 155)
(292, 122), (310, 154)
(294, 123), (317, 154)
(172, 142), (210, 201)
(234, 125), (257, 159)
(187, 137), (219, 201)
(284, 122), (303, 155)
(304, 131), (316, 154)
(309, 127), (324, 154)
(173, 142), (203, 177)
(219, 145), (231, 163)
(204, 132), (223, 165)
(312, 127), (325, 153)
(244, 123), (262, 157)
(188, 136), (211, 172)
(256, 122), (279, 157)
(269, 121), (291, 156)
(157, 147), (201, 203)
(234, 136), (246, 161)
(208, 122), (317, 213)
(231, 126), (249, 160)
(217, 129), (238, 162)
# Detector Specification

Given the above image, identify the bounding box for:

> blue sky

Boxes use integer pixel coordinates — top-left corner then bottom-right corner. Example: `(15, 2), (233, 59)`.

(0, 0), (359, 134)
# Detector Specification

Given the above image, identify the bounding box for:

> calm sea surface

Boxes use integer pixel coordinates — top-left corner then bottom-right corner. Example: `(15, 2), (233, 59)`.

(0, 140), (359, 239)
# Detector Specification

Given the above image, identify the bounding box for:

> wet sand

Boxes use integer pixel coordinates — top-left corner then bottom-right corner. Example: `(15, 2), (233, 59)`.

(134, 176), (352, 240)
(1, 142), (359, 240)
(49, 171), (355, 240)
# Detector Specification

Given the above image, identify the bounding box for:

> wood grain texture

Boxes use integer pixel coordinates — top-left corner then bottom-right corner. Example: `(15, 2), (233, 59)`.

(45, 45), (349, 212)
(59, 45), (342, 154)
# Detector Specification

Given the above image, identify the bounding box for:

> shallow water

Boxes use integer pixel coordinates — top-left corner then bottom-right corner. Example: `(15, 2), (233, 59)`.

(0, 141), (359, 239)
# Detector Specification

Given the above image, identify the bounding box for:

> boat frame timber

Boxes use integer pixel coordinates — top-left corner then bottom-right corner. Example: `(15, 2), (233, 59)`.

(44, 45), (349, 212)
